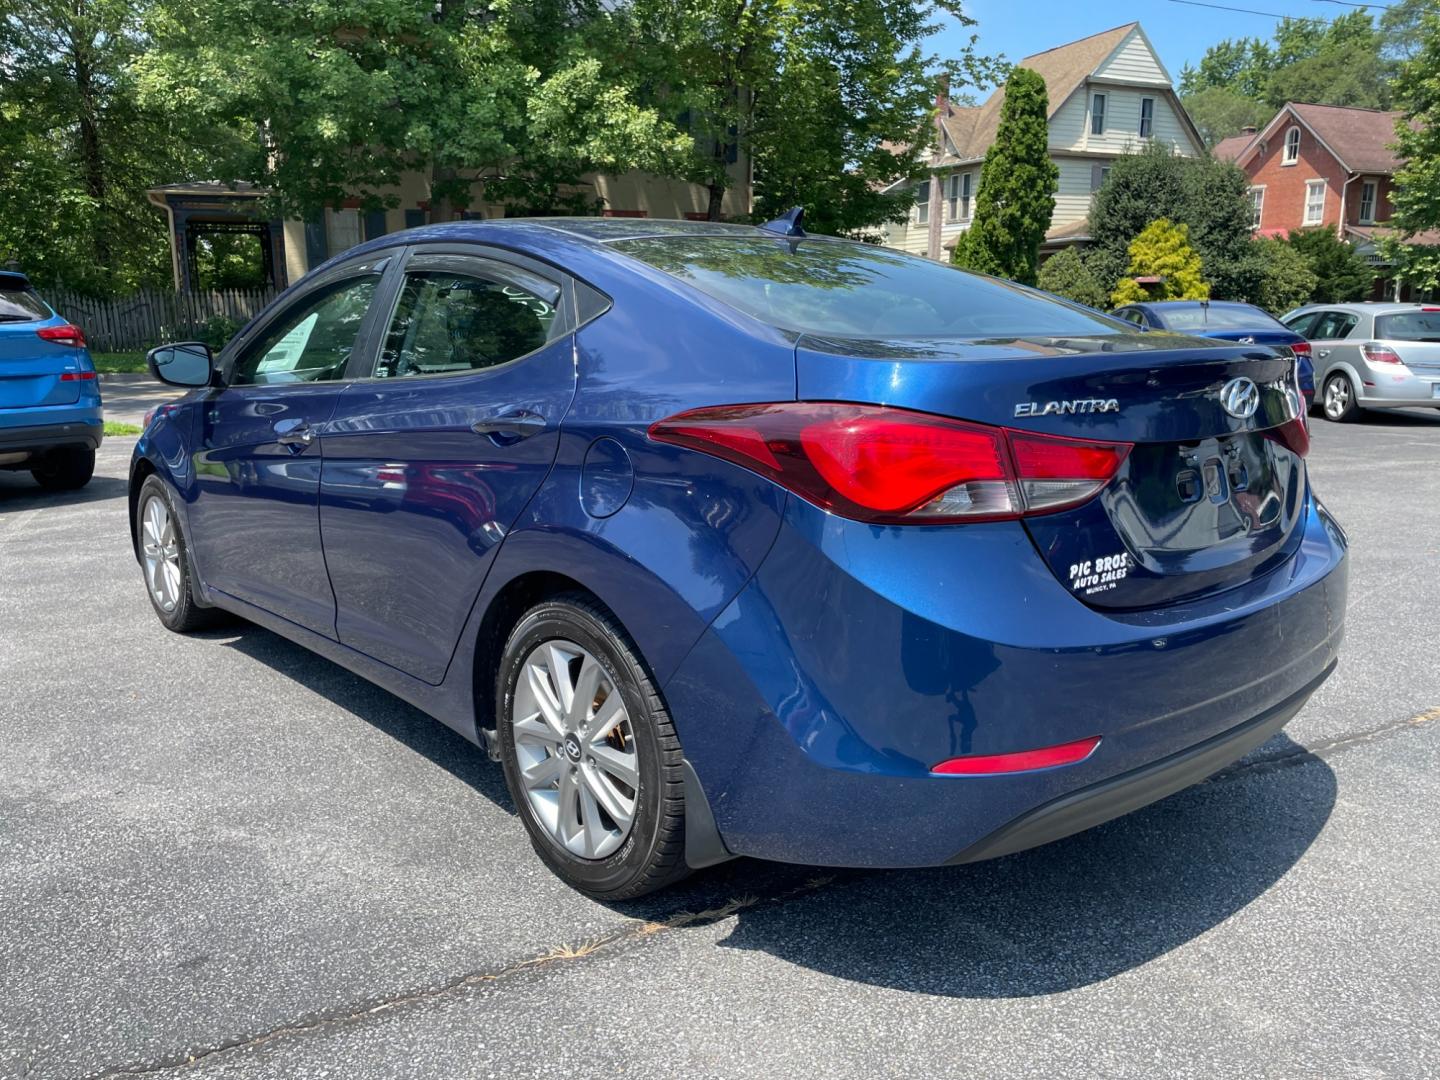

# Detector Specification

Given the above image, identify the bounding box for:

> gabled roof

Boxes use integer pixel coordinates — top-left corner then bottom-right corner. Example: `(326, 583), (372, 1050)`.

(1234, 103), (1409, 175)
(1211, 133), (1253, 163)
(956, 24), (1138, 162)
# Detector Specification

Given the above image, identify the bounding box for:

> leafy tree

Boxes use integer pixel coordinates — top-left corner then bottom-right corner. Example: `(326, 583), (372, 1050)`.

(139, 0), (690, 222)
(627, 0), (999, 230)
(1288, 228), (1376, 303)
(1380, 7), (1440, 292)
(1111, 219), (1210, 306)
(0, 0), (241, 293)
(1252, 236), (1317, 314)
(1181, 86), (1270, 148)
(1035, 247), (1108, 309)
(950, 67), (1057, 285)
(1178, 13), (1391, 112)
(1087, 143), (1255, 301)
(1381, 0), (1436, 62)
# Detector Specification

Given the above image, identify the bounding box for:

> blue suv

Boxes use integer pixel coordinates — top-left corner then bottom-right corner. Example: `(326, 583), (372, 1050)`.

(0, 271), (102, 490)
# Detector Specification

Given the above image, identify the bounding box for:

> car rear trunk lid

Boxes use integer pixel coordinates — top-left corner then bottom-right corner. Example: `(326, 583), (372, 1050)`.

(796, 332), (1308, 610)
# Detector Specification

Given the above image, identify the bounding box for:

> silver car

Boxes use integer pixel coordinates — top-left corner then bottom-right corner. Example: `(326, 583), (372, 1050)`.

(1282, 303), (1440, 422)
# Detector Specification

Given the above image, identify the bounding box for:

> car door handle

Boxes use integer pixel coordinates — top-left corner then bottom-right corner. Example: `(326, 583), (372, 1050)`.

(470, 410), (547, 441)
(274, 419), (314, 448)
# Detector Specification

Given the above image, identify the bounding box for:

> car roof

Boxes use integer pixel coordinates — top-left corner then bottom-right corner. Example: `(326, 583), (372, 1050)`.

(1138, 300), (1258, 311)
(0, 270), (31, 288)
(1290, 302), (1434, 315)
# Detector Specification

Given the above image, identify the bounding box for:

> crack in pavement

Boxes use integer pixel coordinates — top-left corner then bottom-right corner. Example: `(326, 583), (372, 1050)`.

(74, 706), (1439, 1079)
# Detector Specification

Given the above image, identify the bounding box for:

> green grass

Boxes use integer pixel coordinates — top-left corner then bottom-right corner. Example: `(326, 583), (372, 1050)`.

(103, 420), (143, 437)
(91, 351), (147, 374)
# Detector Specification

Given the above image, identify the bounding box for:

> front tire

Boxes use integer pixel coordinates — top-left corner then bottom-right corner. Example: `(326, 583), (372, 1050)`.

(135, 475), (223, 633)
(31, 446), (94, 490)
(497, 595), (689, 899)
(1322, 372), (1360, 423)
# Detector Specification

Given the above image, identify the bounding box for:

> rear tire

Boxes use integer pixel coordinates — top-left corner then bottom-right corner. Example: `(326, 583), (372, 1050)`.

(30, 446), (94, 491)
(135, 475), (224, 633)
(1322, 372), (1360, 423)
(497, 594), (690, 899)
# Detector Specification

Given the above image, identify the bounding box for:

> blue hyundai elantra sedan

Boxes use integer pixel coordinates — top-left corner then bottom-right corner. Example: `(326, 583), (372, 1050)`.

(131, 216), (1347, 897)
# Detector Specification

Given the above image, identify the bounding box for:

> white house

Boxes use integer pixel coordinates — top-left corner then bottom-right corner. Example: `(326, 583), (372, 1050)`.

(885, 23), (1206, 260)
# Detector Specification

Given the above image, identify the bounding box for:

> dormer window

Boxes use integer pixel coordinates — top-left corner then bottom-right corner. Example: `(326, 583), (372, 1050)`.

(1091, 93), (1107, 136)
(1283, 126), (1300, 165)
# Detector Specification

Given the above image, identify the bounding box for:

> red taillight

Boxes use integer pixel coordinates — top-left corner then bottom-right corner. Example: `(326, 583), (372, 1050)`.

(1290, 341), (1311, 358)
(649, 402), (1132, 524)
(59, 370), (96, 381)
(1266, 416), (1310, 458)
(36, 323), (86, 348)
(932, 735), (1101, 775)
(1361, 343), (1402, 365)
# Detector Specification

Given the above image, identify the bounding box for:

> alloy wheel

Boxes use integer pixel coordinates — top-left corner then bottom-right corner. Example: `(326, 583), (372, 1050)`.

(140, 495), (182, 613)
(511, 639), (639, 860)
(1324, 376), (1350, 420)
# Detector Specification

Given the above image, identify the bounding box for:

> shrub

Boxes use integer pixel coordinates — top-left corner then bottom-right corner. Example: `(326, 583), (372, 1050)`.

(1111, 219), (1210, 305)
(1036, 247), (1109, 309)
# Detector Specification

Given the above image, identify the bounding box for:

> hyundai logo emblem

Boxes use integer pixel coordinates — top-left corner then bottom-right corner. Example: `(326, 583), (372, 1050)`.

(1220, 376), (1260, 420)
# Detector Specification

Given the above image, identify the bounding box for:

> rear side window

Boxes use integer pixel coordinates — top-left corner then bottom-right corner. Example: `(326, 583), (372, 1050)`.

(377, 255), (560, 378)
(1311, 311), (1360, 340)
(613, 236), (1135, 340)
(0, 285), (51, 322)
(1376, 311), (1440, 342)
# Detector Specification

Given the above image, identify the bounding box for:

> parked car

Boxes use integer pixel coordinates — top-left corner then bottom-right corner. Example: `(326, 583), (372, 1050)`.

(1281, 303), (1440, 423)
(131, 218), (1346, 898)
(0, 271), (102, 490)
(1110, 300), (1316, 410)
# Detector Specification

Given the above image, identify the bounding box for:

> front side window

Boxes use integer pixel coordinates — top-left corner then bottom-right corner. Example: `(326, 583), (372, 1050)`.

(1248, 187), (1265, 229)
(1091, 94), (1106, 136)
(1283, 126), (1301, 164)
(1304, 180), (1327, 225)
(1359, 181), (1377, 223)
(613, 235), (1141, 340)
(377, 256), (560, 379)
(231, 274), (379, 386)
(1140, 97), (1154, 138)
(1283, 312), (1319, 337)
(914, 181), (930, 225)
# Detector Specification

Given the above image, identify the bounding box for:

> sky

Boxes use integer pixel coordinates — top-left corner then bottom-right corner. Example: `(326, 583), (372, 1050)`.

(925, 0), (1393, 93)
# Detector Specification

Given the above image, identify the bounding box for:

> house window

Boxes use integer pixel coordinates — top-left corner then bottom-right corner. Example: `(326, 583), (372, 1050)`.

(1248, 186), (1264, 229)
(948, 173), (973, 220)
(1091, 93), (1106, 136)
(914, 181), (930, 225)
(1283, 126), (1301, 165)
(1304, 180), (1326, 225)
(1139, 98), (1154, 138)
(1090, 163), (1111, 192)
(1359, 181), (1377, 223)
(326, 208), (362, 255)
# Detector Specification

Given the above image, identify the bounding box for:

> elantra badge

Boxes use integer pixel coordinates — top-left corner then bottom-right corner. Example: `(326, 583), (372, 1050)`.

(1013, 398), (1120, 418)
(1220, 377), (1260, 419)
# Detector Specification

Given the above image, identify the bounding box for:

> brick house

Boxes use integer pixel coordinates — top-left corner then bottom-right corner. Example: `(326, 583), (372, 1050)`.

(883, 23), (1205, 261)
(1214, 102), (1436, 300)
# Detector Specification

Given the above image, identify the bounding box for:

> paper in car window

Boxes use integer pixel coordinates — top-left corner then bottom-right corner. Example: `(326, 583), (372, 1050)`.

(258, 312), (319, 372)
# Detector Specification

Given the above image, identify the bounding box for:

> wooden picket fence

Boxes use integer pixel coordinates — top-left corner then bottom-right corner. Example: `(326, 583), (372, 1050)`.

(42, 287), (278, 353)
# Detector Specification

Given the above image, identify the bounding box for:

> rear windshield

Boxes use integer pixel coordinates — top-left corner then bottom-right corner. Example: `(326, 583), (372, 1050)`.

(612, 236), (1132, 339)
(1157, 305), (1284, 331)
(0, 284), (51, 322)
(1377, 311), (1440, 342)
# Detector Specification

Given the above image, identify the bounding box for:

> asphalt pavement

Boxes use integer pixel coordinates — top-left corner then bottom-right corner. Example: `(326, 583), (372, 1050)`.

(1, 405), (1438, 1080)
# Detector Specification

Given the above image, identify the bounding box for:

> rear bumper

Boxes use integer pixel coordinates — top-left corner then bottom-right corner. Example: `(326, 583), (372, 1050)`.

(664, 491), (1348, 868)
(0, 417), (103, 456)
(1358, 370), (1439, 407)
(946, 659), (1333, 864)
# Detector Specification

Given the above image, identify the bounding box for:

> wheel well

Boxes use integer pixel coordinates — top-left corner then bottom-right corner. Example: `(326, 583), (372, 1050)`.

(471, 571), (603, 733)
(128, 458), (157, 556)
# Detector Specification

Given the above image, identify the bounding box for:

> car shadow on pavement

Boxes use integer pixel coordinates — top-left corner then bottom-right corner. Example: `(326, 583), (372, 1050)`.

(704, 736), (1336, 998)
(209, 621), (1335, 998)
(1351, 408), (1440, 427)
(213, 623), (518, 815)
(0, 472), (128, 511)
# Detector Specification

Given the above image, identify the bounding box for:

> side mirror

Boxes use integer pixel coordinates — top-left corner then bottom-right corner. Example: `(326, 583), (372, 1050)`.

(147, 341), (215, 388)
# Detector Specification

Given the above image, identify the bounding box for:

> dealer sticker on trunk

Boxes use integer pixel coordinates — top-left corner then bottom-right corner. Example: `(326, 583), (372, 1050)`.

(1069, 552), (1131, 596)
